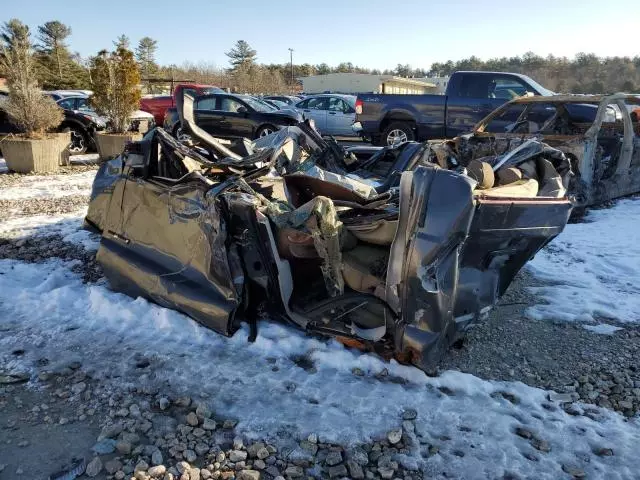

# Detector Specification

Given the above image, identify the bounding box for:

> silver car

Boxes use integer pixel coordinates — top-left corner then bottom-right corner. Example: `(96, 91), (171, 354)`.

(294, 94), (356, 136)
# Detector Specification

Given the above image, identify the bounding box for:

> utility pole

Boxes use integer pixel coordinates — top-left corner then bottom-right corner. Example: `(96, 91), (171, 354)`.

(288, 48), (294, 89)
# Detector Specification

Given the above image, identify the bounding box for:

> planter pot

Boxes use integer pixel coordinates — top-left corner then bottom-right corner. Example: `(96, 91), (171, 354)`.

(95, 132), (142, 162)
(2, 133), (70, 173)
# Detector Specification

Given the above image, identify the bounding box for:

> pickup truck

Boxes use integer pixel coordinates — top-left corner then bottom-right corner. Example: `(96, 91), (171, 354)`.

(139, 83), (224, 125)
(353, 71), (554, 146)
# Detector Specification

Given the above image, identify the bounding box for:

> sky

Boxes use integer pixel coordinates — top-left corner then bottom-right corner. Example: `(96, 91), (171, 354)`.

(4, 0), (638, 71)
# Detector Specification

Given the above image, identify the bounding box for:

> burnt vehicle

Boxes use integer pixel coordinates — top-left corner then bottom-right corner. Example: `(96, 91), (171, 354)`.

(432, 93), (640, 208)
(85, 95), (573, 371)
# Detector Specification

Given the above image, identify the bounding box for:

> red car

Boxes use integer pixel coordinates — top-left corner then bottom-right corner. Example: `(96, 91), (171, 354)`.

(140, 83), (223, 125)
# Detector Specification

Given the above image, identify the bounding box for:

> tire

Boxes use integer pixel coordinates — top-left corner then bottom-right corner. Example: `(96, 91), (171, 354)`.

(63, 126), (88, 154)
(256, 125), (276, 139)
(381, 122), (415, 146)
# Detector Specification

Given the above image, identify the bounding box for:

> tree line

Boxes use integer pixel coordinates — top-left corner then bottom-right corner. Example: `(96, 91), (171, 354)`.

(2, 18), (639, 95)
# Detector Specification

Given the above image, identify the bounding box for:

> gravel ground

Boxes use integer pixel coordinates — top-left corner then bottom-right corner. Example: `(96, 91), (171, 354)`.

(1, 166), (639, 479)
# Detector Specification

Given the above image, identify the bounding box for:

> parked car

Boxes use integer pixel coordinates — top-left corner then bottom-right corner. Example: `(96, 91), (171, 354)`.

(429, 93), (640, 208)
(294, 94), (357, 136)
(140, 84), (224, 125)
(163, 93), (304, 140)
(55, 95), (155, 133)
(0, 90), (105, 154)
(353, 71), (556, 145)
(85, 114), (571, 371)
(262, 98), (290, 110)
(264, 95), (300, 106)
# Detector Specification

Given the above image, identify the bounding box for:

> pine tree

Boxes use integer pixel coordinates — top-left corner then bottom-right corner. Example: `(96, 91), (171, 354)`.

(135, 37), (158, 78)
(35, 20), (88, 89)
(114, 34), (130, 50)
(225, 40), (257, 71)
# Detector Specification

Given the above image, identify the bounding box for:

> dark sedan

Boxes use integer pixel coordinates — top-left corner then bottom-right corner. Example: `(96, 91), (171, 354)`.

(164, 93), (304, 140)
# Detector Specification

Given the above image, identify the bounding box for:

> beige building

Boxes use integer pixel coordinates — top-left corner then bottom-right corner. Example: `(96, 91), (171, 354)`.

(299, 73), (436, 95)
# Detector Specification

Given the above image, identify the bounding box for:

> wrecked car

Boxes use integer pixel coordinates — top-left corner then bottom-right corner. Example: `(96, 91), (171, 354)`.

(432, 93), (640, 209)
(85, 94), (573, 371)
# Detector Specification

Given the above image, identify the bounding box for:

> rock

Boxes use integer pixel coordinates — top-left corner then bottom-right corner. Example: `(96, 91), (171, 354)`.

(201, 469), (212, 480)
(300, 441), (318, 456)
(352, 367), (365, 376)
(593, 447), (614, 456)
(163, 473), (174, 480)
(238, 470), (261, 480)
(176, 462), (191, 474)
(247, 442), (264, 458)
(152, 449), (164, 465)
(347, 460), (365, 479)
(402, 409), (417, 420)
(99, 423), (124, 439)
(149, 465), (167, 477)
(196, 404), (211, 418)
(129, 403), (141, 417)
(86, 457), (103, 477)
(175, 397), (192, 407)
(378, 467), (395, 479)
(284, 465), (304, 478)
(115, 471), (126, 480)
(514, 427), (533, 439)
(105, 459), (123, 475)
(328, 464), (348, 478)
(92, 438), (117, 455)
(135, 460), (150, 472)
(253, 460), (266, 470)
(548, 392), (573, 403)
(193, 428), (206, 438)
(184, 449), (197, 463)
(350, 448), (369, 466)
(223, 419), (238, 429)
(307, 433), (318, 444)
(265, 466), (280, 477)
(387, 429), (402, 444)
(116, 441), (132, 455)
(186, 412), (200, 426)
(230, 450), (248, 462)
(159, 397), (171, 410)
(202, 418), (217, 431)
(618, 400), (633, 410)
(71, 382), (87, 394)
(17, 440), (29, 447)
(562, 464), (586, 478)
(325, 450), (343, 466)
(256, 447), (270, 460)
(531, 438), (551, 453)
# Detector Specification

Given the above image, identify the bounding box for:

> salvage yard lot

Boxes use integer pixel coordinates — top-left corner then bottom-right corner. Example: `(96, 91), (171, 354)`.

(1, 167), (640, 479)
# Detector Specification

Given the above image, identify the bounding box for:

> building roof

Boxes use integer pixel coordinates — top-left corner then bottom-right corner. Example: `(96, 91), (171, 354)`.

(299, 73), (435, 88)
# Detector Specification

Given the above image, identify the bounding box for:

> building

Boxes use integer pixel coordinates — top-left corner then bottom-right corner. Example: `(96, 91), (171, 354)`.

(422, 76), (450, 94)
(299, 73), (437, 95)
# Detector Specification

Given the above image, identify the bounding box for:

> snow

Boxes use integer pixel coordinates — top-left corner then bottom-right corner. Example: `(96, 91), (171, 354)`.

(1, 169), (640, 478)
(527, 197), (640, 327)
(1, 258), (639, 478)
(0, 171), (96, 200)
(583, 324), (623, 335)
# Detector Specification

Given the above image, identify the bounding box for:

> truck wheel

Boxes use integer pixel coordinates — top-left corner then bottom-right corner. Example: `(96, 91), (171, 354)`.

(382, 122), (415, 146)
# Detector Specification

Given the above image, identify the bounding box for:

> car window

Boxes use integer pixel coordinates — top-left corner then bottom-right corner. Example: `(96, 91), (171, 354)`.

(490, 78), (530, 100)
(220, 97), (245, 113)
(196, 97), (217, 110)
(76, 97), (92, 111)
(58, 98), (76, 110)
(328, 98), (349, 113)
(182, 88), (198, 98)
(302, 97), (328, 111)
(459, 75), (530, 100)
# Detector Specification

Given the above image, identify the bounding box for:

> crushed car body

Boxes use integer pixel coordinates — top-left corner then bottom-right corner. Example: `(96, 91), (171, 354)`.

(434, 93), (640, 209)
(85, 95), (573, 371)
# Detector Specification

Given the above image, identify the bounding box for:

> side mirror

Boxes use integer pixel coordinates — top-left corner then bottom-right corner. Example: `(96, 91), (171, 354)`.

(237, 106), (248, 114)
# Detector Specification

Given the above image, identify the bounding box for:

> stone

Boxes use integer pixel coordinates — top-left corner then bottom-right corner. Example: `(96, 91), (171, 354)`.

(378, 467), (395, 479)
(184, 449), (197, 463)
(159, 397), (171, 410)
(230, 450), (248, 462)
(347, 460), (364, 479)
(105, 459), (123, 475)
(86, 457), (103, 477)
(223, 419), (238, 429)
(514, 427), (533, 439)
(531, 438), (551, 453)
(201, 469), (212, 480)
(115, 472), (126, 480)
(307, 433), (318, 444)
(548, 392), (573, 403)
(135, 460), (150, 472)
(202, 418), (217, 431)
(163, 473), (174, 480)
(116, 441), (132, 455)
(238, 470), (261, 480)
(149, 465), (167, 477)
(256, 447), (270, 460)
(350, 448), (369, 466)
(265, 466), (280, 477)
(300, 441), (318, 456)
(186, 412), (200, 426)
(175, 397), (192, 407)
(387, 429), (402, 444)
(593, 447), (614, 456)
(328, 464), (347, 478)
(196, 404), (212, 418)
(176, 462), (191, 474)
(325, 450), (343, 466)
(71, 382), (87, 394)
(92, 438), (117, 455)
(253, 460), (266, 470)
(284, 465), (304, 477)
(562, 464), (586, 478)
(152, 449), (164, 465)
(190, 467), (201, 480)
(402, 409), (417, 421)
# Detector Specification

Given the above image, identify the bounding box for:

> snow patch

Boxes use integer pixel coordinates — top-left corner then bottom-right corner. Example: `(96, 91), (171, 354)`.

(0, 170), (96, 200)
(527, 197), (640, 326)
(1, 259), (639, 479)
(582, 323), (623, 335)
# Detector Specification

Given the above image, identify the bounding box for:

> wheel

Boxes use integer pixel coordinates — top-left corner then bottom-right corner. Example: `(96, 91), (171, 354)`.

(63, 126), (88, 154)
(256, 125), (276, 139)
(173, 125), (191, 143)
(381, 122), (415, 146)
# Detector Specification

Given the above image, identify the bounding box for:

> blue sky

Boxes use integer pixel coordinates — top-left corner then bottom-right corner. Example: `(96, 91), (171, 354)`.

(5, 0), (637, 70)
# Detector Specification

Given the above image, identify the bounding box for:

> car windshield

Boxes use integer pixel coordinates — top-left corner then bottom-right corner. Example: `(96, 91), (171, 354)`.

(522, 77), (555, 96)
(241, 96), (277, 112)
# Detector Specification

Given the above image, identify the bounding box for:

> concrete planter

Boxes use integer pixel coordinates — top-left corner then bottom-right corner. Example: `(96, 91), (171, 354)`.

(2, 133), (70, 173)
(96, 132), (142, 162)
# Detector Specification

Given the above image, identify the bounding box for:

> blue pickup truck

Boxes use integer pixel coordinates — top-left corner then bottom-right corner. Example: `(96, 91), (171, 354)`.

(353, 71), (555, 146)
